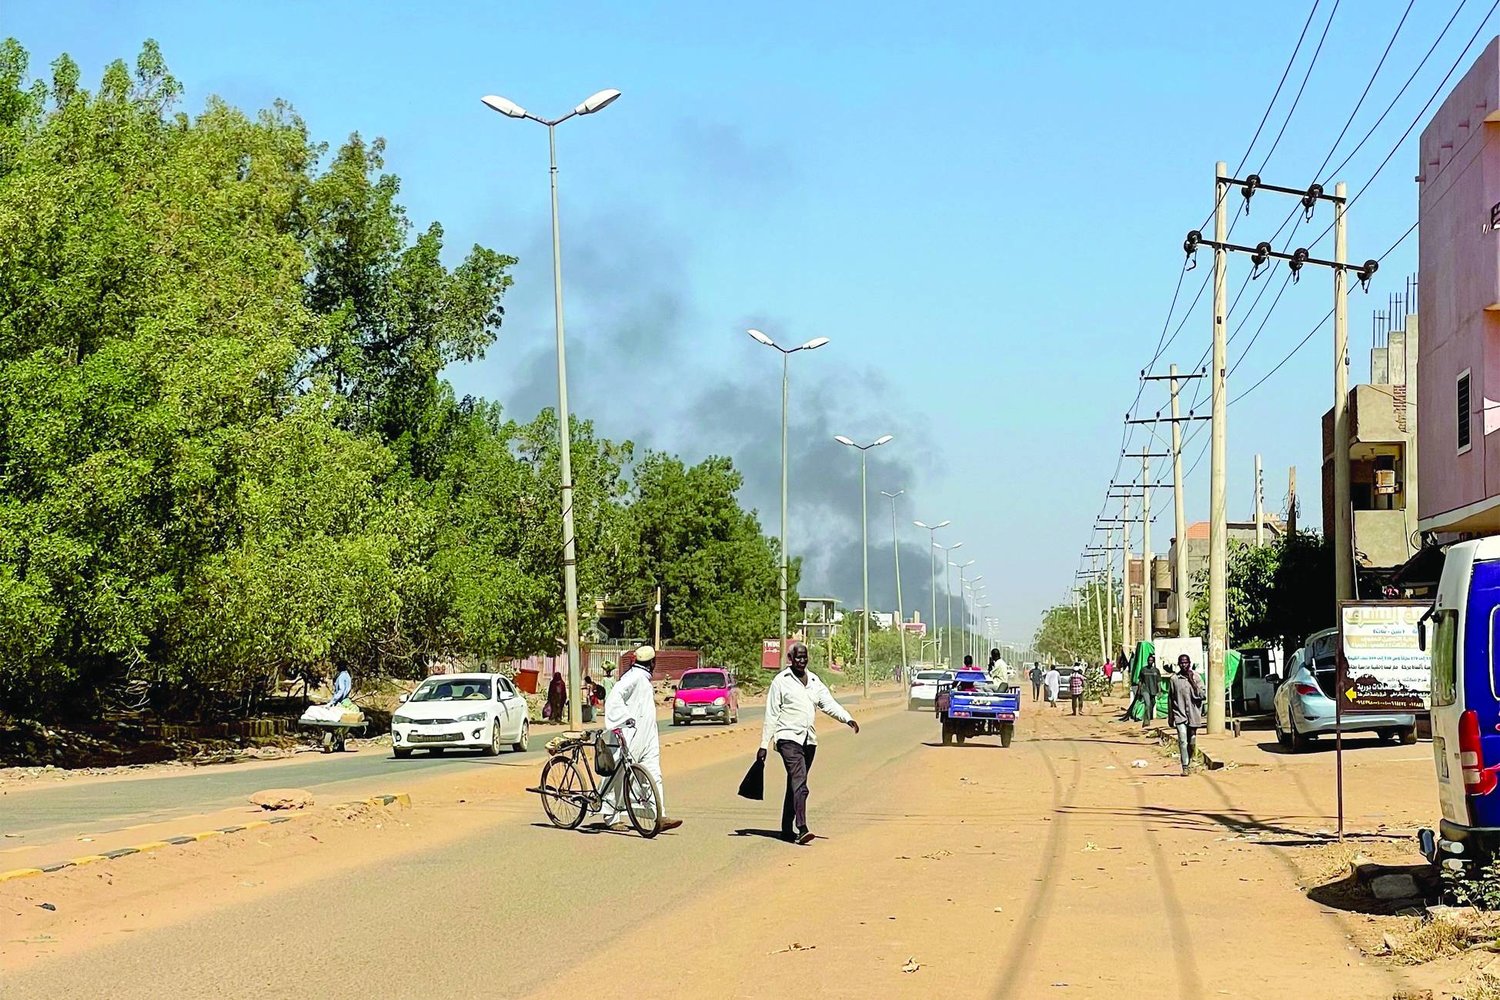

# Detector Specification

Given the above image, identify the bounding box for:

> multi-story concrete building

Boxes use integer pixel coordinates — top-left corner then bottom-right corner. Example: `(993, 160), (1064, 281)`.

(1320, 300), (1419, 591)
(1416, 38), (1500, 539)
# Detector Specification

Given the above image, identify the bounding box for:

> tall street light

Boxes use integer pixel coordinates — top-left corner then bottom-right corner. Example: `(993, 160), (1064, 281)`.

(968, 576), (985, 664)
(482, 86), (621, 730)
(950, 559), (975, 667)
(748, 329), (831, 669)
(835, 434), (893, 701)
(880, 490), (908, 683)
(914, 520), (951, 664)
(935, 541), (964, 666)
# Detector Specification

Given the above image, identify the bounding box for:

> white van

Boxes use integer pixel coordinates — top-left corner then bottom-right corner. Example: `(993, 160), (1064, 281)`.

(1421, 537), (1500, 868)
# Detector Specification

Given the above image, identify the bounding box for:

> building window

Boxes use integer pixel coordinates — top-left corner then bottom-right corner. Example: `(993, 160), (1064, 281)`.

(1458, 369), (1472, 454)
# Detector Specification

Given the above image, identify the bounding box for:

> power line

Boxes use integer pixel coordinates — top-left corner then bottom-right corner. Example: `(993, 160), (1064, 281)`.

(1256, 0), (1343, 173)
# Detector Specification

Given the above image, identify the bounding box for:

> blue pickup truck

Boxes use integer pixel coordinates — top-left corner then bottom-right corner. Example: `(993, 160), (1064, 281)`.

(936, 669), (1020, 747)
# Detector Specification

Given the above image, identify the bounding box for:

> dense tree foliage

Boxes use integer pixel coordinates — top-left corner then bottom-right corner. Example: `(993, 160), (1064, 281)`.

(1032, 580), (1116, 665)
(0, 41), (785, 720)
(1188, 530), (1333, 653)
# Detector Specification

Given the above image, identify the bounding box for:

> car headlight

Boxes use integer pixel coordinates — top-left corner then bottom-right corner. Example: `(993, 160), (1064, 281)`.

(458, 712), (487, 723)
(674, 698), (686, 708)
(392, 714), (411, 725)
(712, 697), (726, 707)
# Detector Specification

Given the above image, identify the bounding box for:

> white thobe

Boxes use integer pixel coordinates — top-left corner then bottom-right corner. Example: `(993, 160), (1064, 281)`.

(601, 666), (663, 822)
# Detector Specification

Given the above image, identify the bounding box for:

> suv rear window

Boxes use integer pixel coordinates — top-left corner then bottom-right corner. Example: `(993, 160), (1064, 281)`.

(679, 672), (728, 690)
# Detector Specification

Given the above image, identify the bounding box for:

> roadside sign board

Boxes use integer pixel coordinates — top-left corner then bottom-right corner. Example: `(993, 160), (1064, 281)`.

(761, 639), (781, 671)
(1336, 601), (1429, 713)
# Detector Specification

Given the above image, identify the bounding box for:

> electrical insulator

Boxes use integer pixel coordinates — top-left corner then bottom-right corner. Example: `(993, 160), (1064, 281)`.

(1356, 258), (1379, 292)
(1240, 174), (1260, 215)
(1250, 241), (1271, 278)
(1289, 247), (1309, 283)
(1301, 183), (1323, 221)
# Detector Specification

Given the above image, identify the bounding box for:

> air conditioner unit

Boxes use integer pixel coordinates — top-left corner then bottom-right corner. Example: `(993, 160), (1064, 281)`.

(1373, 469), (1397, 495)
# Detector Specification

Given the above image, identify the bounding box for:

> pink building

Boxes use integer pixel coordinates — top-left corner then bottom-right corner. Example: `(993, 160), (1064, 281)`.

(1418, 37), (1500, 535)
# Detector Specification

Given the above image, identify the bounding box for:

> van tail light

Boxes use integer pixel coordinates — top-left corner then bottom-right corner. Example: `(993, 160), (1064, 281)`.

(1293, 683), (1321, 697)
(1460, 710), (1500, 796)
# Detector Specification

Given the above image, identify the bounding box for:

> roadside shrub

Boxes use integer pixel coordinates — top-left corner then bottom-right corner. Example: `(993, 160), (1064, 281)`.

(1446, 858), (1500, 910)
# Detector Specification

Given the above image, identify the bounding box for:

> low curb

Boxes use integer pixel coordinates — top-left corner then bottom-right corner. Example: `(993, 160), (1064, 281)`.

(0, 792), (411, 885)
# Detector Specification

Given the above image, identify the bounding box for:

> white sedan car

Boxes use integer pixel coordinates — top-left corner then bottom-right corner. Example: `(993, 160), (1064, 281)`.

(391, 674), (530, 758)
(908, 670), (951, 711)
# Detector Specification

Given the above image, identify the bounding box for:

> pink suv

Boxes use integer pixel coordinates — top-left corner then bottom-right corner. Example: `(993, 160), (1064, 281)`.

(672, 668), (739, 726)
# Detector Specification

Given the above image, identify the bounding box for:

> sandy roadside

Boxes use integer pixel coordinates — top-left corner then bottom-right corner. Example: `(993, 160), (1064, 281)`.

(0, 697), (911, 975)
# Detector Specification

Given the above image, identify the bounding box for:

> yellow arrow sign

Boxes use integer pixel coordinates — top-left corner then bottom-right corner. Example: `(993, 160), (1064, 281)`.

(1345, 688), (1358, 702)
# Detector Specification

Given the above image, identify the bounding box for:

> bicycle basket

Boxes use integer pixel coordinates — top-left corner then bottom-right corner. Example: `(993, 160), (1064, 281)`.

(594, 729), (623, 776)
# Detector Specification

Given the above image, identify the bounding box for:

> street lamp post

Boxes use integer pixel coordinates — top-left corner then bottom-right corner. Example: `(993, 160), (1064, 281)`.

(482, 87), (621, 730)
(913, 520), (951, 665)
(968, 577), (984, 663)
(836, 434), (893, 702)
(881, 490), (908, 683)
(935, 542), (964, 666)
(951, 559), (975, 666)
(748, 329), (831, 671)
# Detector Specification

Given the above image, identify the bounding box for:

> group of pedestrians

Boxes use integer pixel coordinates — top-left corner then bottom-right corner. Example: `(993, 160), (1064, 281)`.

(1025, 660), (1087, 714)
(595, 640), (859, 843)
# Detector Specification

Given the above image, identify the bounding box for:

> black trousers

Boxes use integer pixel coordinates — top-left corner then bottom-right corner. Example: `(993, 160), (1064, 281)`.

(777, 739), (817, 836)
(1031, 680), (1041, 701)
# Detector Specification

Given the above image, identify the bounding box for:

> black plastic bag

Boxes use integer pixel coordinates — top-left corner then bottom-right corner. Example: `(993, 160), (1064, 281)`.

(737, 756), (765, 800)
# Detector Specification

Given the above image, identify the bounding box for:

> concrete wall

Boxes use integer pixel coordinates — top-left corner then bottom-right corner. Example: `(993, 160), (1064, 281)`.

(1418, 37), (1500, 532)
(1354, 508), (1415, 569)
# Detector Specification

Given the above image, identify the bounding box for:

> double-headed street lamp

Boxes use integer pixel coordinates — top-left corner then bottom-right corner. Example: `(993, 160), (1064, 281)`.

(880, 490), (908, 682)
(950, 559), (975, 667)
(748, 329), (830, 668)
(914, 521), (951, 662)
(835, 434), (893, 700)
(482, 86), (621, 730)
(934, 541), (964, 666)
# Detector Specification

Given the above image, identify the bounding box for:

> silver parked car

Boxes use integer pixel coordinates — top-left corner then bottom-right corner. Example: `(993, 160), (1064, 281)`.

(1272, 628), (1416, 752)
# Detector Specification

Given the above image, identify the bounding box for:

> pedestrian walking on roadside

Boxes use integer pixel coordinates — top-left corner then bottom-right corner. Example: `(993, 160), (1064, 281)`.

(759, 642), (860, 845)
(1029, 662), (1044, 702)
(1069, 665), (1085, 715)
(601, 645), (683, 832)
(600, 662), (617, 701)
(544, 671), (567, 723)
(1115, 647), (1128, 695)
(1167, 653), (1205, 775)
(1102, 656), (1115, 696)
(1043, 664), (1060, 707)
(1139, 654), (1161, 729)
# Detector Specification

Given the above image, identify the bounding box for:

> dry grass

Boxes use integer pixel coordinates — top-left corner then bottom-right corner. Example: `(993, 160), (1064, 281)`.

(1391, 917), (1484, 966)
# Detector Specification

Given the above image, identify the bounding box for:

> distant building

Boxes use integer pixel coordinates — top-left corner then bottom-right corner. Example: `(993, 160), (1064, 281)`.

(1320, 296), (1419, 593)
(1159, 519), (1285, 635)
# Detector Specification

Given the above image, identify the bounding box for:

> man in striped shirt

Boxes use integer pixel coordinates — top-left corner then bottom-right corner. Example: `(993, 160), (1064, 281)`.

(758, 642), (861, 844)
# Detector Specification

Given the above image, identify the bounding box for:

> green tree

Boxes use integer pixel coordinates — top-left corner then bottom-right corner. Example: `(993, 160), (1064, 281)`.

(1188, 530), (1332, 652)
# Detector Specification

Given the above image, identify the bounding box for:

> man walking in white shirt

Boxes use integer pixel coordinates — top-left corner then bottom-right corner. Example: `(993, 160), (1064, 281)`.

(758, 642), (860, 844)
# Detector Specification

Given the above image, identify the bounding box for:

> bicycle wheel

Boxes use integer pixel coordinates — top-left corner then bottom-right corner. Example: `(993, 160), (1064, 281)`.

(624, 762), (662, 839)
(540, 756), (588, 830)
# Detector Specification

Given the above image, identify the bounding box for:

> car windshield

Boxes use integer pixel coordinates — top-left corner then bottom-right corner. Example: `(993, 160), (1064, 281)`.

(410, 679), (491, 702)
(915, 672), (944, 682)
(679, 672), (728, 690)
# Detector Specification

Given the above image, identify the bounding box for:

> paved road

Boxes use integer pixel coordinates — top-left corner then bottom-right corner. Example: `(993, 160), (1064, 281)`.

(2, 702), (1412, 999)
(2, 693), (898, 843)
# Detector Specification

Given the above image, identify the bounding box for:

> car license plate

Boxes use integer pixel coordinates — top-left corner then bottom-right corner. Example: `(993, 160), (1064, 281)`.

(692, 707), (706, 716)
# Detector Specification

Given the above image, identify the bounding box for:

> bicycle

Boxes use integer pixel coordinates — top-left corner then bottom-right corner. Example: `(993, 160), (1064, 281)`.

(527, 718), (663, 838)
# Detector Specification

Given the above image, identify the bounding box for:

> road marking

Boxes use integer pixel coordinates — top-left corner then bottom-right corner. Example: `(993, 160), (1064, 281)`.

(0, 868), (43, 882)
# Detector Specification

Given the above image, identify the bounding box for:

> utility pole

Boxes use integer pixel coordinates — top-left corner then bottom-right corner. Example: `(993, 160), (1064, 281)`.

(1121, 496), (1133, 657)
(1121, 452), (1168, 644)
(653, 585), (662, 648)
(1333, 181), (1353, 606)
(882, 491), (908, 682)
(1255, 454), (1265, 547)
(1183, 172), (1375, 637)
(1133, 373), (1206, 641)
(1288, 466), (1298, 534)
(1207, 160), (1230, 736)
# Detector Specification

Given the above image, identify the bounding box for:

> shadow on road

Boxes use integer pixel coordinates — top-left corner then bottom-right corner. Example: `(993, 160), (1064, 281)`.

(919, 742), (1008, 750)
(1253, 736), (1393, 756)
(730, 828), (789, 841)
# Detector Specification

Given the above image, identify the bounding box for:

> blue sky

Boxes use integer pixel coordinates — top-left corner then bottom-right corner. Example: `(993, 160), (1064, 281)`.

(11, 1), (1478, 644)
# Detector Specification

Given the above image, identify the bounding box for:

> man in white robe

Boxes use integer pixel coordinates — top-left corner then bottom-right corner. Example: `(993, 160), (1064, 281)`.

(601, 645), (682, 832)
